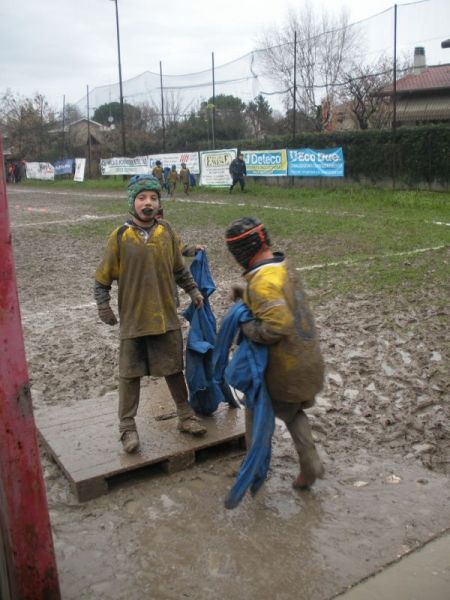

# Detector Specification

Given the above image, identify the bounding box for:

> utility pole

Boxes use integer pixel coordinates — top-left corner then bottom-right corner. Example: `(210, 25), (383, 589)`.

(392, 4), (398, 189)
(61, 95), (66, 158)
(112, 0), (126, 157)
(86, 84), (91, 179)
(160, 61), (166, 151)
(293, 31), (297, 146)
(211, 52), (216, 149)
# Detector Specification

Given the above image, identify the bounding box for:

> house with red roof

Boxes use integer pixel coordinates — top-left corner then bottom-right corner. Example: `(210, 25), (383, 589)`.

(382, 47), (450, 126)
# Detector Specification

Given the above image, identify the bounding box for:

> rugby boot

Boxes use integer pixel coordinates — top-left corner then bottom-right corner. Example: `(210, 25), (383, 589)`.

(177, 415), (207, 436)
(121, 430), (140, 453)
(288, 410), (324, 490)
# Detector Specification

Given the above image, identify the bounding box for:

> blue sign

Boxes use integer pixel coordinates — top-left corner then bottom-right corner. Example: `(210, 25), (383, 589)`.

(287, 148), (344, 177)
(242, 149), (287, 177)
(54, 159), (74, 176)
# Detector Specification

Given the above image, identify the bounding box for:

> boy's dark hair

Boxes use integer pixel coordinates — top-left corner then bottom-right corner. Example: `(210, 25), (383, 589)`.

(225, 217), (271, 269)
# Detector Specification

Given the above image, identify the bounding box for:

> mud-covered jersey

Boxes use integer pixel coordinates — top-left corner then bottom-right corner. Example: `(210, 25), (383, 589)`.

(243, 255), (324, 403)
(95, 220), (197, 339)
(151, 166), (164, 182)
(179, 167), (190, 183)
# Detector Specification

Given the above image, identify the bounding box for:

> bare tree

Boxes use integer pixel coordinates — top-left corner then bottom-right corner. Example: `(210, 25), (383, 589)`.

(258, 2), (359, 130)
(0, 90), (57, 159)
(339, 57), (412, 130)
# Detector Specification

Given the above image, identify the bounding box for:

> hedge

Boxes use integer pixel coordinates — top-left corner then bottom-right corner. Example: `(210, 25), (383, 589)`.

(215, 125), (450, 187)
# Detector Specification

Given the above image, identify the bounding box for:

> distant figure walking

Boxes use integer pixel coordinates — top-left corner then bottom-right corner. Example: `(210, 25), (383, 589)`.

(229, 152), (247, 194)
(167, 164), (178, 197)
(151, 160), (164, 189)
(179, 163), (191, 195)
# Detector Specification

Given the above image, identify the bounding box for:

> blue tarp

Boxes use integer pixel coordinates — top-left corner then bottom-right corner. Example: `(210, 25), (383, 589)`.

(213, 302), (276, 509)
(183, 251), (236, 415)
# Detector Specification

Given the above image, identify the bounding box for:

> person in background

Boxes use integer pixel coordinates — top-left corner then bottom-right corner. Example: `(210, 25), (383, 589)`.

(229, 152), (247, 194)
(94, 175), (207, 454)
(151, 160), (164, 189)
(167, 164), (178, 197)
(225, 216), (325, 490)
(179, 163), (191, 195)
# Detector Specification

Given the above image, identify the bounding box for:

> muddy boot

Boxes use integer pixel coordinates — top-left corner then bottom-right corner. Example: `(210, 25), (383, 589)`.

(165, 372), (207, 437)
(121, 430), (140, 453)
(287, 410), (324, 490)
(177, 415), (207, 436)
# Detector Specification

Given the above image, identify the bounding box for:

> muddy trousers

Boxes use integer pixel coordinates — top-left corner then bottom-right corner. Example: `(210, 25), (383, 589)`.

(245, 400), (323, 481)
(118, 372), (194, 434)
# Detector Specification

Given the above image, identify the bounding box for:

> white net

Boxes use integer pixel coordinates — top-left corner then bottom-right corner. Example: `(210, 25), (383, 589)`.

(74, 4), (448, 119)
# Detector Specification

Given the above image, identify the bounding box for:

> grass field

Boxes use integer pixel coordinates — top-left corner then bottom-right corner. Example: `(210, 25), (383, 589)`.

(44, 179), (449, 302)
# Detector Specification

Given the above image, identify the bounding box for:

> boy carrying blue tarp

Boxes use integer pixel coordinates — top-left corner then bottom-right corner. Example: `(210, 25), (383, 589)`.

(225, 217), (325, 490)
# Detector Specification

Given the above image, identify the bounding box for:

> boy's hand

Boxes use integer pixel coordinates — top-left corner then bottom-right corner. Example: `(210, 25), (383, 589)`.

(195, 244), (207, 252)
(231, 284), (245, 302)
(98, 304), (118, 325)
(193, 294), (204, 309)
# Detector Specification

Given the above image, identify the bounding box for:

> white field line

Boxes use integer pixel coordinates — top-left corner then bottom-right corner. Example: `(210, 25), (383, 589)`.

(8, 188), (123, 199)
(426, 221), (450, 227)
(172, 197), (365, 218)
(12, 214), (124, 228)
(296, 245), (447, 272)
(21, 245), (446, 318)
(9, 189), (447, 229)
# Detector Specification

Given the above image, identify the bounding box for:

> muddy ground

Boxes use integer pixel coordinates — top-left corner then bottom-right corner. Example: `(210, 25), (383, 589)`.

(8, 186), (450, 599)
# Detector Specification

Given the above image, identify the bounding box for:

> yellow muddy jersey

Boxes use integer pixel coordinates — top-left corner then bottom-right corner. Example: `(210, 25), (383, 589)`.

(96, 221), (190, 339)
(243, 256), (324, 403)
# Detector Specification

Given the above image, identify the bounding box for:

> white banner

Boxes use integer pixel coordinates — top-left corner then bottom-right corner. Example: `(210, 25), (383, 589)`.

(25, 162), (55, 181)
(100, 156), (149, 176)
(73, 158), (86, 182)
(148, 152), (200, 175)
(199, 149), (237, 187)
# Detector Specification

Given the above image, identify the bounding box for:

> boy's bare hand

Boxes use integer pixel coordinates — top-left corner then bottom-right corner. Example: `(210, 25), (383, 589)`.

(193, 295), (204, 309)
(231, 284), (245, 302)
(98, 304), (118, 325)
(195, 244), (207, 252)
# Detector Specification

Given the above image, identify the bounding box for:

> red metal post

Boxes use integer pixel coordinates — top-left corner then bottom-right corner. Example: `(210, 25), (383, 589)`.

(0, 136), (61, 598)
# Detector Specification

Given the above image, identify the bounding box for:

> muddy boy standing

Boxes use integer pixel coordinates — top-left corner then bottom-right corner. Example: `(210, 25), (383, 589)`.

(94, 175), (206, 453)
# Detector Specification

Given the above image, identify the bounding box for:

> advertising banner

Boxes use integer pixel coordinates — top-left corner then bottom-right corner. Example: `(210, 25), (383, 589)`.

(100, 156), (149, 176)
(287, 148), (344, 177)
(242, 149), (287, 177)
(25, 162), (55, 181)
(199, 149), (237, 187)
(73, 158), (86, 182)
(54, 159), (74, 176)
(148, 152), (200, 175)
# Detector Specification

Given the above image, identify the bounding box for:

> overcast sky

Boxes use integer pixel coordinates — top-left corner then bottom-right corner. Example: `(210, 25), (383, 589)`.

(1, 0), (449, 111)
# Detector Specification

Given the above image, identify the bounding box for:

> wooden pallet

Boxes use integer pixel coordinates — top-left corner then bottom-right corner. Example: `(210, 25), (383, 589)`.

(35, 380), (245, 501)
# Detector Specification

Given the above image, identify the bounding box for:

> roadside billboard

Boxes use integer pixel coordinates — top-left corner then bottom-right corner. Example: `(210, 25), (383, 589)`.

(54, 159), (74, 176)
(148, 152), (200, 175)
(100, 156), (149, 176)
(26, 162), (55, 181)
(242, 149), (287, 177)
(73, 158), (86, 182)
(199, 149), (237, 187)
(287, 148), (344, 177)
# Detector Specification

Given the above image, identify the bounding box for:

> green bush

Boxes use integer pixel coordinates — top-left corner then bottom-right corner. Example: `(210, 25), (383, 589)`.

(226, 125), (450, 187)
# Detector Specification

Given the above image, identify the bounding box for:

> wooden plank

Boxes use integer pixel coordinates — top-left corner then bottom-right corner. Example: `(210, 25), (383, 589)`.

(36, 379), (245, 501)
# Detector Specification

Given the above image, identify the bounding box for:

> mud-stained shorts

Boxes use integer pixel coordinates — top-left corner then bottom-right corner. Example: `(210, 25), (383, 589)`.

(119, 329), (184, 378)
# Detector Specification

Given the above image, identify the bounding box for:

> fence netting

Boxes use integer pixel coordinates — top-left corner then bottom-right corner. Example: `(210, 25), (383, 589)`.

(74, 3), (448, 124)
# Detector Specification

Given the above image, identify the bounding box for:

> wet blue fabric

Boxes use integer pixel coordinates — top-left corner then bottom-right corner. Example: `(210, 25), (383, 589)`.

(213, 302), (276, 509)
(183, 251), (234, 415)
